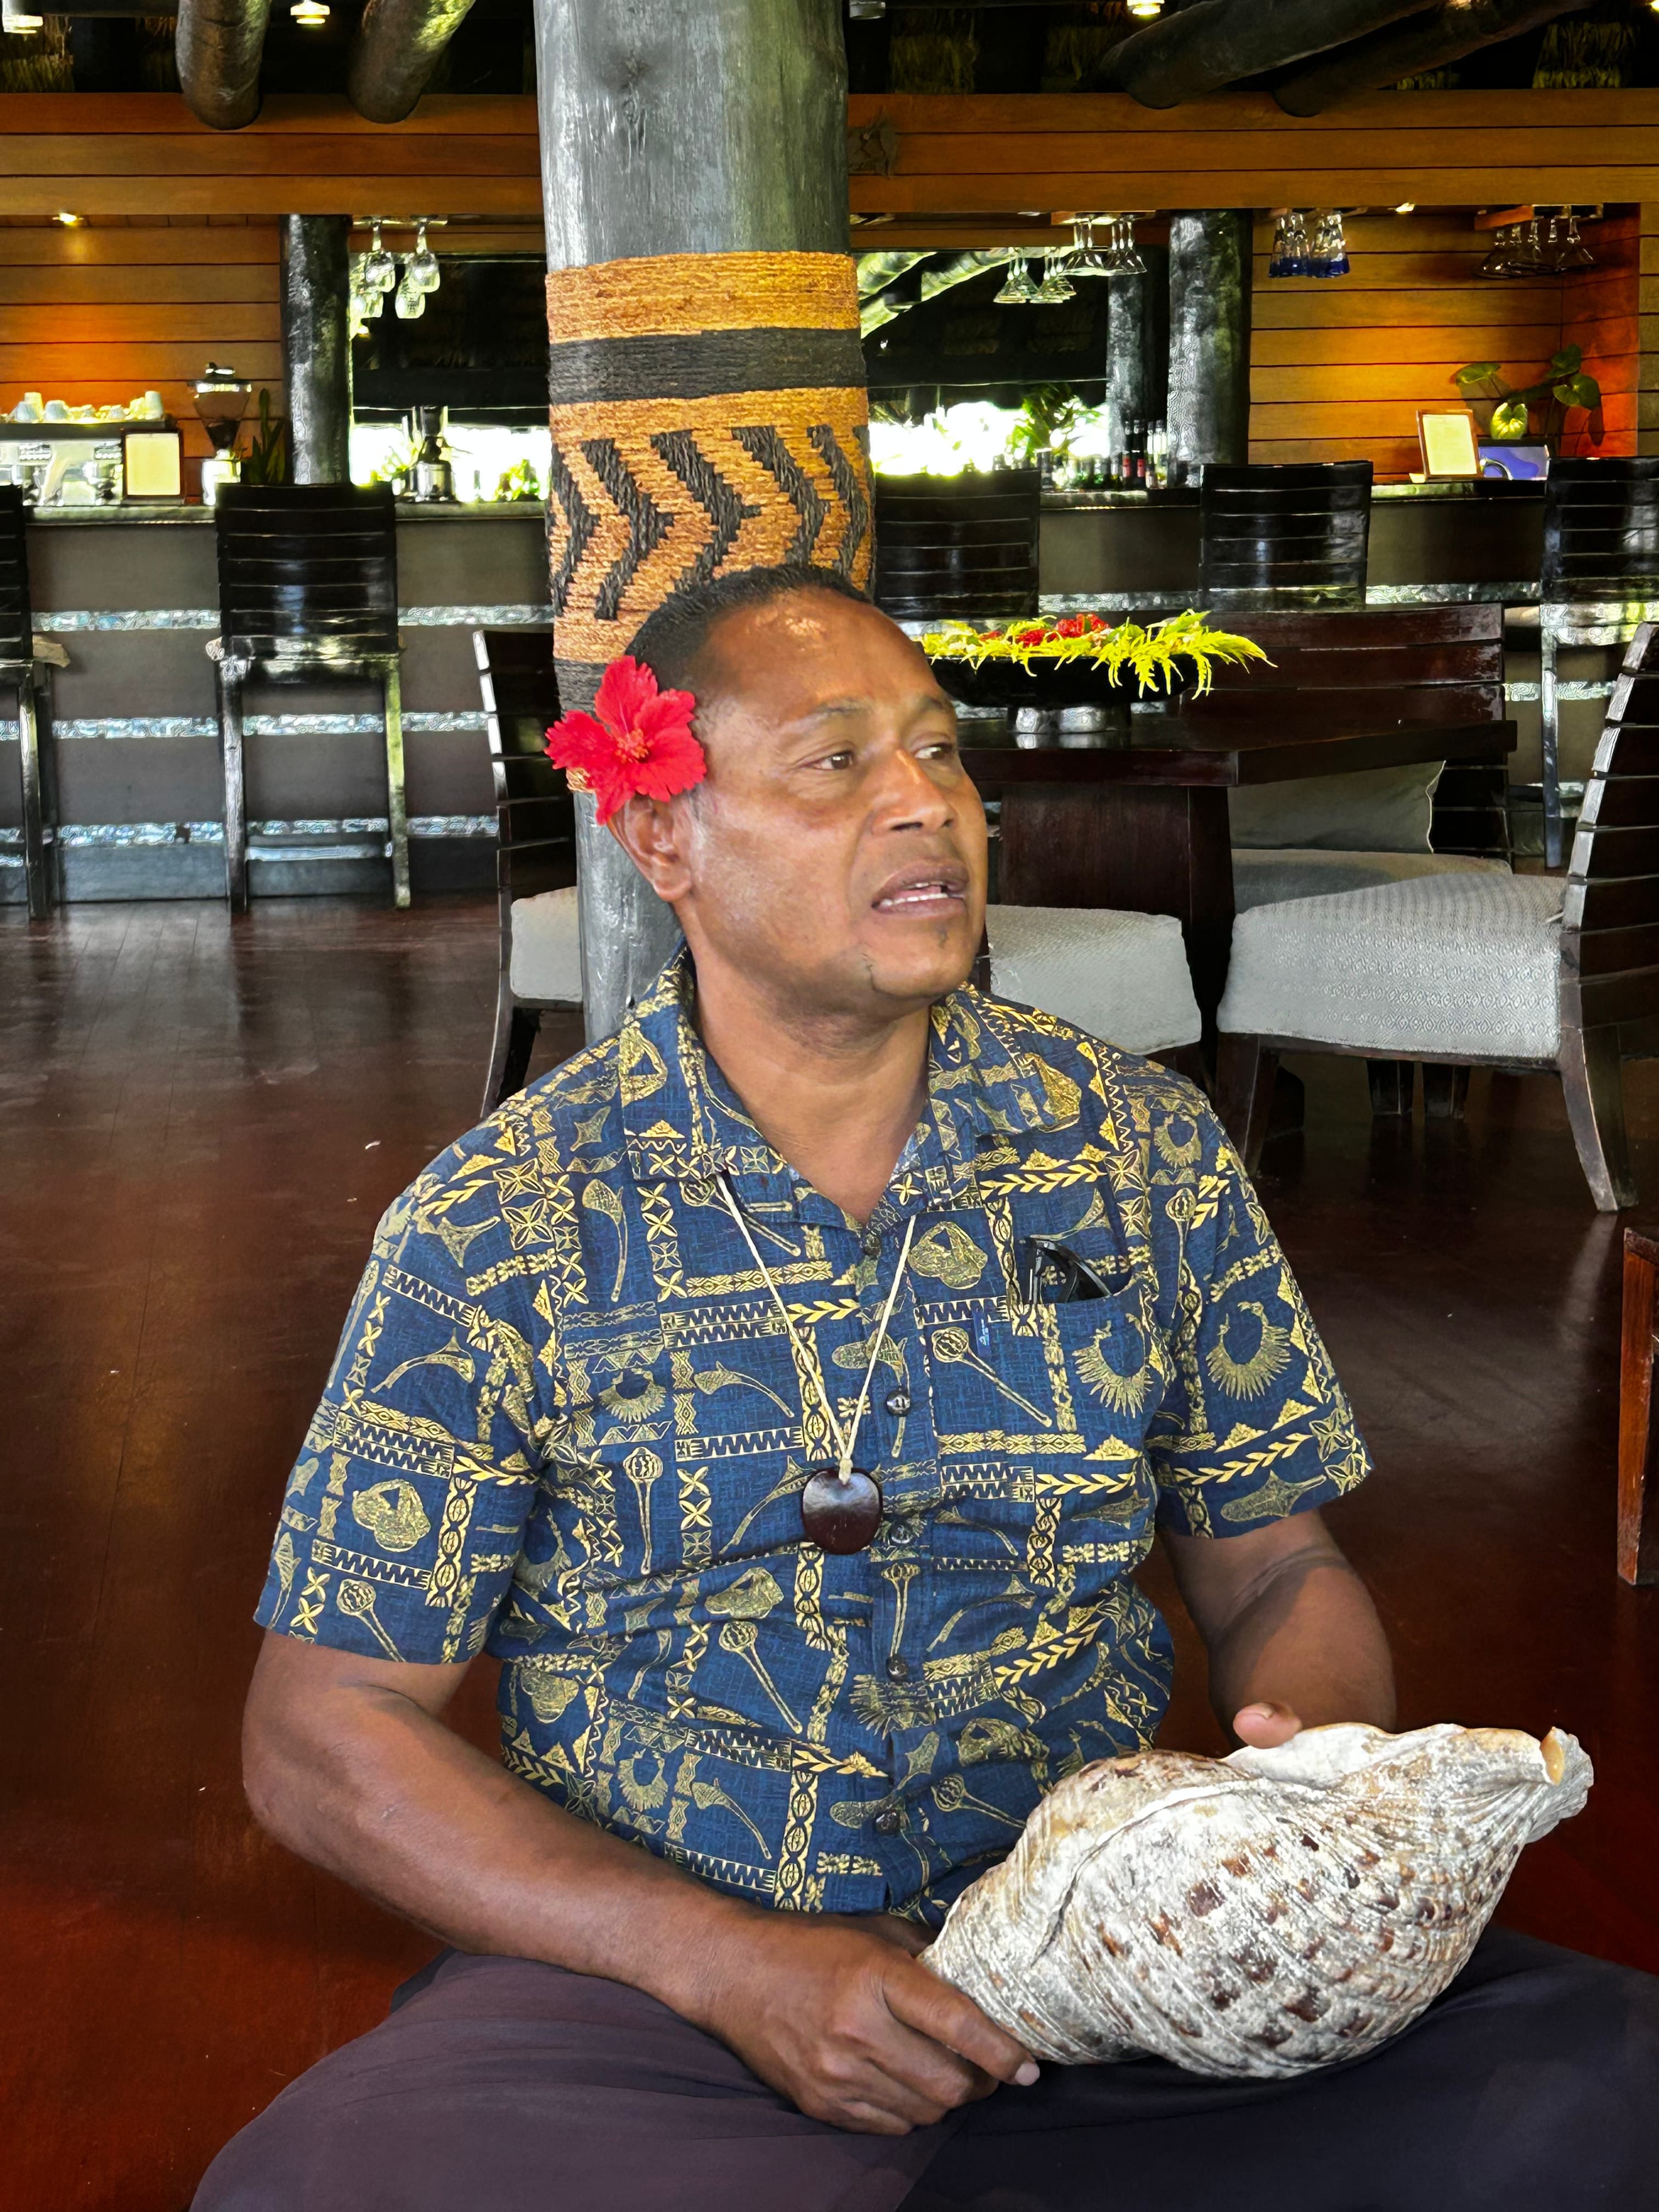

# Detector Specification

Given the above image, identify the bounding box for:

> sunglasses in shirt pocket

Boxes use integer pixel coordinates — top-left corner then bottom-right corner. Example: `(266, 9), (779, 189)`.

(1021, 1234), (1137, 1306)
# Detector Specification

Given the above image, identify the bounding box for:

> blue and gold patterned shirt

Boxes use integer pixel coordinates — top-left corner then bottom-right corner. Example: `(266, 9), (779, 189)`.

(256, 950), (1368, 1922)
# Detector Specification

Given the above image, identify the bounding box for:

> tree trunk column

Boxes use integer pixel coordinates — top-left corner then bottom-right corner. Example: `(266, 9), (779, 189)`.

(532, 0), (871, 1042)
(1167, 211), (1251, 483)
(279, 215), (352, 484)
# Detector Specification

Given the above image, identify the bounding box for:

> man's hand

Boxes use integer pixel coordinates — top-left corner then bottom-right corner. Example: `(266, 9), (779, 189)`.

(691, 1912), (1038, 2136)
(1232, 1699), (1304, 1748)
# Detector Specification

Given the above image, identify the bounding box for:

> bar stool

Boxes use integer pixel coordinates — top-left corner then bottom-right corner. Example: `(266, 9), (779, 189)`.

(1538, 457), (1659, 868)
(210, 483), (407, 910)
(1198, 461), (1373, 612)
(473, 628), (578, 1114)
(873, 467), (1041, 623)
(0, 486), (55, 919)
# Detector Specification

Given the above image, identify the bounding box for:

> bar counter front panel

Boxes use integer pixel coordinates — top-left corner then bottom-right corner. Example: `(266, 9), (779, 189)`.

(0, 505), (549, 904)
(0, 483), (1612, 904)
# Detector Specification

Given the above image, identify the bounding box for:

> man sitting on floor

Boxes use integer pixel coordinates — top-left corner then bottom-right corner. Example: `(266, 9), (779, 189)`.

(196, 565), (1657, 2212)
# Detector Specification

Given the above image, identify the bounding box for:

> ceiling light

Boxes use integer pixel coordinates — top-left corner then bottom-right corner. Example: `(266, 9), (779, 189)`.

(1125, 0), (1164, 15)
(1, 0), (45, 31)
(54, 212), (84, 228)
(289, 0), (330, 23)
(1395, 202), (1416, 214)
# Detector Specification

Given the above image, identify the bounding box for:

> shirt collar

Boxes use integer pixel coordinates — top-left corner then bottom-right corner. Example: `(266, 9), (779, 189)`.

(617, 944), (1075, 1191)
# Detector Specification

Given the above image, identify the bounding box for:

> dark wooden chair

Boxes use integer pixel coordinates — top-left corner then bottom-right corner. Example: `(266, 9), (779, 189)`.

(473, 628), (578, 1115)
(210, 484), (405, 911)
(1218, 619), (1659, 1212)
(872, 468), (1040, 623)
(1618, 1224), (1659, 1585)
(1538, 457), (1659, 868)
(1198, 460), (1373, 612)
(0, 487), (54, 918)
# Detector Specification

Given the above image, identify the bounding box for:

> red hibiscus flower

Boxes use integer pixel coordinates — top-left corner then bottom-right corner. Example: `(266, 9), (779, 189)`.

(1054, 615), (1087, 638)
(1012, 624), (1048, 645)
(545, 656), (705, 826)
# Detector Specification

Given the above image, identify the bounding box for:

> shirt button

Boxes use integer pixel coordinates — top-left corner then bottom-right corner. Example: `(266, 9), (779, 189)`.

(873, 1807), (902, 1835)
(888, 1520), (917, 1549)
(861, 1228), (882, 1257)
(884, 1388), (912, 1415)
(885, 1656), (911, 1680)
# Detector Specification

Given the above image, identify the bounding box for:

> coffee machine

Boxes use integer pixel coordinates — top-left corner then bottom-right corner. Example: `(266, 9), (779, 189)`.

(409, 406), (454, 503)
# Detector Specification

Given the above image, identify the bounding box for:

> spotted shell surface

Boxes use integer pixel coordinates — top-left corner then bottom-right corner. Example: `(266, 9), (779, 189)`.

(924, 1723), (1592, 2079)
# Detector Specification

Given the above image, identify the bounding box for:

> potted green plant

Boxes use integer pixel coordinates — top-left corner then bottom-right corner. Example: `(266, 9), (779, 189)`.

(1453, 347), (1602, 454)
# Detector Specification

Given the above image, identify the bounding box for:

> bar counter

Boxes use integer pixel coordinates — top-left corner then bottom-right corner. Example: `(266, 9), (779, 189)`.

(0, 481), (1599, 904)
(2, 501), (548, 903)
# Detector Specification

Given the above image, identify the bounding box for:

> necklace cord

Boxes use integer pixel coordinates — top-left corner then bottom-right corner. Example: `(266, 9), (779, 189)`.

(718, 1173), (917, 1485)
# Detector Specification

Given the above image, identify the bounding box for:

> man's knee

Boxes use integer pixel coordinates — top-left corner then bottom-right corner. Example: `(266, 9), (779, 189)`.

(1448, 1934), (1659, 2198)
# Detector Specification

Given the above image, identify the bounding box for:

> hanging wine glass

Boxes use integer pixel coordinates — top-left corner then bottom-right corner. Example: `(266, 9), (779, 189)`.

(1478, 225), (1513, 280)
(1033, 251), (1076, 304)
(994, 254), (1039, 305)
(1112, 213), (1147, 278)
(1309, 210), (1350, 280)
(1066, 217), (1111, 278)
(1509, 216), (1547, 275)
(393, 268), (427, 320)
(1556, 210), (1595, 272)
(360, 219), (397, 297)
(407, 219), (442, 297)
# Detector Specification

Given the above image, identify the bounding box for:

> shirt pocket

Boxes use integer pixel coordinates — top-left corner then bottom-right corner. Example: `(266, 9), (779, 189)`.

(1037, 1283), (1167, 1581)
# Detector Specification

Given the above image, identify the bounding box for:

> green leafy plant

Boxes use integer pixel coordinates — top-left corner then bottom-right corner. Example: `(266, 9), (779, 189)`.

(494, 458), (541, 503)
(242, 388), (289, 486)
(1005, 383), (1082, 467)
(922, 610), (1272, 696)
(1454, 347), (1602, 452)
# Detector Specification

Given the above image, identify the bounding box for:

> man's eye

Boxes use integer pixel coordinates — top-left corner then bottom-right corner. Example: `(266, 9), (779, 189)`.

(811, 749), (856, 772)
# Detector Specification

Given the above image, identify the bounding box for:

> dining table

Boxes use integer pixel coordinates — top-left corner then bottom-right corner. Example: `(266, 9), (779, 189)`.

(961, 715), (1520, 1041)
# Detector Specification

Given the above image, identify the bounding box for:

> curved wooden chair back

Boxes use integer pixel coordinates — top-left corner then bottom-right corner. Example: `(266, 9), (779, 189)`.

(1564, 619), (1659, 1043)
(1198, 460), (1373, 612)
(474, 628), (575, 903)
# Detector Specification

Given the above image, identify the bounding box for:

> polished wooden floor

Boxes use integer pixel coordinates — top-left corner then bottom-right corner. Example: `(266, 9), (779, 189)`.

(4, 899), (1657, 2211)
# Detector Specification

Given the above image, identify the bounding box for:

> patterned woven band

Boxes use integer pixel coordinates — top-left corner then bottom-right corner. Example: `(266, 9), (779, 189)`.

(546, 251), (873, 707)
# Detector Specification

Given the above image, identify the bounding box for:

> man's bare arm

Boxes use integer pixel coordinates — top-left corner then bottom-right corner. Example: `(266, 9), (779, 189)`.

(1160, 1508), (1396, 1750)
(243, 1631), (1036, 2135)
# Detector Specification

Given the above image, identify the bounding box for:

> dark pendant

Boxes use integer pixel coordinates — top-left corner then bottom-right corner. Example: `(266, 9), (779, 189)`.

(801, 1465), (883, 1554)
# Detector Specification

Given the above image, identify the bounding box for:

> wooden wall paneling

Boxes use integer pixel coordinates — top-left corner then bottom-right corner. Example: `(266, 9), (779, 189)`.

(849, 92), (1659, 215)
(1635, 208), (1659, 458)
(0, 95), (540, 221)
(1560, 210), (1638, 461)
(1248, 210), (1590, 481)
(0, 219), (283, 477)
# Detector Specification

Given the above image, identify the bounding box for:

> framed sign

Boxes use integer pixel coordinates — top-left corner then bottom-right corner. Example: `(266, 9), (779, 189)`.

(1417, 407), (1481, 480)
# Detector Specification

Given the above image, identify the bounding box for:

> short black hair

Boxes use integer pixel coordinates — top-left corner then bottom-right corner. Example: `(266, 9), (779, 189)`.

(625, 563), (873, 697)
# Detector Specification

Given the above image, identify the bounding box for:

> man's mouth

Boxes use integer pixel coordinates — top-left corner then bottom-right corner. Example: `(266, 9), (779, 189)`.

(873, 866), (969, 916)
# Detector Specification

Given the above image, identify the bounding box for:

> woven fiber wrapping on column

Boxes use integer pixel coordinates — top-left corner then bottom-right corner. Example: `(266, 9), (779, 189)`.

(545, 250), (873, 711)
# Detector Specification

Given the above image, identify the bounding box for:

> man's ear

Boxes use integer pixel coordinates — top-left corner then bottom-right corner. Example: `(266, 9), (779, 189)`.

(605, 791), (696, 902)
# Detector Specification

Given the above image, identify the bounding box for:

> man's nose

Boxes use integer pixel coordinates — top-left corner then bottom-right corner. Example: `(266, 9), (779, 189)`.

(872, 743), (956, 831)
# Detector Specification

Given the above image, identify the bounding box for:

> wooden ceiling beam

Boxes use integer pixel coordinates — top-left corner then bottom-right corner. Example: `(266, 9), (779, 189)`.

(1276, 0), (1593, 118)
(1108, 0), (1433, 111)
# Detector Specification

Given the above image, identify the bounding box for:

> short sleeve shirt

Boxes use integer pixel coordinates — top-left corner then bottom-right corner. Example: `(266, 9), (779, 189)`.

(256, 950), (1369, 1922)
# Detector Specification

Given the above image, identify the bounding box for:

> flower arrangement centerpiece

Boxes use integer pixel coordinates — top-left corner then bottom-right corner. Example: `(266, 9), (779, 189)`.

(922, 609), (1271, 712)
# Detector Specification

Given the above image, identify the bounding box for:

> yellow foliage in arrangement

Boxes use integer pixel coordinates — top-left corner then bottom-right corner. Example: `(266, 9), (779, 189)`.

(921, 610), (1273, 695)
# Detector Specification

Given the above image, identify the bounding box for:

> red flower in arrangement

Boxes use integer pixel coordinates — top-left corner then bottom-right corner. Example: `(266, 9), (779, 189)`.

(1012, 624), (1048, 645)
(545, 656), (705, 826)
(1054, 615), (1088, 638)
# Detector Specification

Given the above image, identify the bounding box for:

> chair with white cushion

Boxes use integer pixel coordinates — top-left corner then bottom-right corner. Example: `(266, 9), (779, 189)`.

(987, 904), (1203, 1063)
(1216, 622), (1659, 1212)
(473, 629), (579, 1115)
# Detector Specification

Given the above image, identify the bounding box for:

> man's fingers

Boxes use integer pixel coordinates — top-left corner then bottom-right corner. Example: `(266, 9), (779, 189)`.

(883, 1957), (1039, 2087)
(1233, 1701), (1303, 1747)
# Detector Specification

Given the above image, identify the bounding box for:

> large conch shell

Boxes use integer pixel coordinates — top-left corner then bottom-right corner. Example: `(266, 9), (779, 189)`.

(926, 1723), (1591, 2079)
